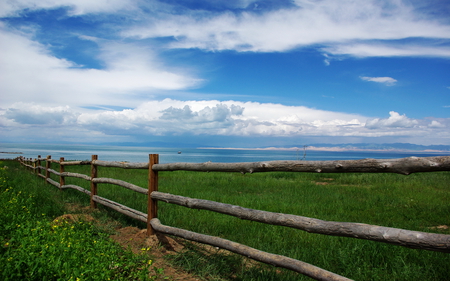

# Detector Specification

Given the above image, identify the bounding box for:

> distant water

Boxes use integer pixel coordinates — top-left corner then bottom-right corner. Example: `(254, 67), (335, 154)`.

(1, 143), (448, 164)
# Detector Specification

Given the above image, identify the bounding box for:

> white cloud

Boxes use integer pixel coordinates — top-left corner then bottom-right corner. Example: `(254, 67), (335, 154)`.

(0, 0), (137, 17)
(71, 99), (369, 136)
(4, 103), (79, 125)
(365, 111), (418, 129)
(360, 76), (397, 86)
(428, 120), (445, 128)
(0, 24), (202, 108)
(123, 0), (450, 57)
(2, 101), (450, 144)
(323, 43), (450, 58)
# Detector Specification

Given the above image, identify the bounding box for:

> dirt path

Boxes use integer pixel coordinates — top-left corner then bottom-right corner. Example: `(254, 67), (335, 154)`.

(58, 204), (203, 280)
(111, 226), (202, 280)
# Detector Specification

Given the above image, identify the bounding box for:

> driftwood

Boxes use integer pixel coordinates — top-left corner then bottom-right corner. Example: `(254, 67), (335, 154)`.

(152, 156), (450, 175)
(151, 191), (450, 253)
(92, 177), (148, 194)
(93, 160), (148, 169)
(61, 184), (91, 195)
(92, 195), (147, 223)
(150, 218), (352, 281)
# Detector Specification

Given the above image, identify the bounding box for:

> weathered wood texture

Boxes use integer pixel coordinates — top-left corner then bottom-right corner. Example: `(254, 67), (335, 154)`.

(92, 178), (148, 194)
(151, 191), (450, 253)
(60, 160), (91, 166)
(90, 155), (98, 209)
(61, 172), (91, 181)
(147, 154), (159, 235)
(92, 195), (147, 223)
(45, 156), (51, 179)
(47, 168), (59, 176)
(61, 184), (91, 195)
(59, 157), (65, 189)
(150, 218), (353, 281)
(93, 160), (148, 169)
(152, 156), (450, 175)
(36, 165), (46, 171)
(21, 163), (34, 169)
(46, 178), (60, 188)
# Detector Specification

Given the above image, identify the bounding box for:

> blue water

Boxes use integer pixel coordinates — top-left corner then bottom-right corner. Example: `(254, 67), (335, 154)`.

(1, 143), (448, 164)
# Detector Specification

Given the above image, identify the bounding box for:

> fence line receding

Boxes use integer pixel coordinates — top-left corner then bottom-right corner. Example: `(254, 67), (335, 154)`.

(17, 154), (450, 281)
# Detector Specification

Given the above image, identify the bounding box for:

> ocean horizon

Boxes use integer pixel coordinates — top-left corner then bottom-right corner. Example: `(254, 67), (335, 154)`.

(1, 143), (449, 164)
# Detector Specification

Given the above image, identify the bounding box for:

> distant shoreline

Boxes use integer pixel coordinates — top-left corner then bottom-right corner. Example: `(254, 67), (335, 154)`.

(198, 146), (450, 153)
(0, 152), (23, 154)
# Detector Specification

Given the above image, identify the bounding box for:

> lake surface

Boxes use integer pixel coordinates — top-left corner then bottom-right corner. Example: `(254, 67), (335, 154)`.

(1, 143), (448, 164)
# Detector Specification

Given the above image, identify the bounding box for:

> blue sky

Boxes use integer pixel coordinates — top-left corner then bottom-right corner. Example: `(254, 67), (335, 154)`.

(0, 0), (449, 148)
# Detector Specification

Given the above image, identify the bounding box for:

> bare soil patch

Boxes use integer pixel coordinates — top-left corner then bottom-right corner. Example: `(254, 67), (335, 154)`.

(56, 204), (202, 280)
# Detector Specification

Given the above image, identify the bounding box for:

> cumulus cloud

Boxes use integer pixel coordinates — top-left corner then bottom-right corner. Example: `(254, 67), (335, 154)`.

(160, 104), (244, 123)
(75, 99), (366, 136)
(428, 120), (445, 128)
(360, 76), (397, 86)
(2, 101), (449, 144)
(365, 111), (418, 129)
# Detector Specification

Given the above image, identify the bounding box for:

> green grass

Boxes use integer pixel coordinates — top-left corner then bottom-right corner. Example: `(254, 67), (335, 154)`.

(5, 159), (450, 280)
(0, 161), (164, 280)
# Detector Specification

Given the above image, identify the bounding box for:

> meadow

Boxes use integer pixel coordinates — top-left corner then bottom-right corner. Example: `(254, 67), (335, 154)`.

(2, 158), (450, 280)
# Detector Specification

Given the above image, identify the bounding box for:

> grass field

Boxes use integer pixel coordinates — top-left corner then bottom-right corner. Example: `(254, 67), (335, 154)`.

(3, 158), (450, 280)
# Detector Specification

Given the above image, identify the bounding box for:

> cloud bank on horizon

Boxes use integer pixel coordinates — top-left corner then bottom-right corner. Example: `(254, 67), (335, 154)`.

(0, 0), (449, 147)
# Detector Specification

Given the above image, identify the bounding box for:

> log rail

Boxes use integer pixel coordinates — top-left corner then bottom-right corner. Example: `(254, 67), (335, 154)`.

(17, 154), (450, 281)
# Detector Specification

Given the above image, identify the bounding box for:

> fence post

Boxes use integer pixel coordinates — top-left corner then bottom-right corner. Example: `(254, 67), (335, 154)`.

(45, 155), (51, 180)
(90, 155), (98, 209)
(37, 155), (41, 177)
(59, 157), (65, 190)
(147, 154), (159, 236)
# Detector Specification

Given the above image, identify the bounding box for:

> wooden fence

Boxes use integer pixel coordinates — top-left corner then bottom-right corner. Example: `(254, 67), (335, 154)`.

(18, 154), (450, 281)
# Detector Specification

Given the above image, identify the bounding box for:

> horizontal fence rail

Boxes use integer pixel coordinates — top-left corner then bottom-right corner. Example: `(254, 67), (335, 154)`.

(150, 218), (352, 281)
(17, 154), (450, 281)
(152, 156), (450, 175)
(151, 191), (450, 252)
